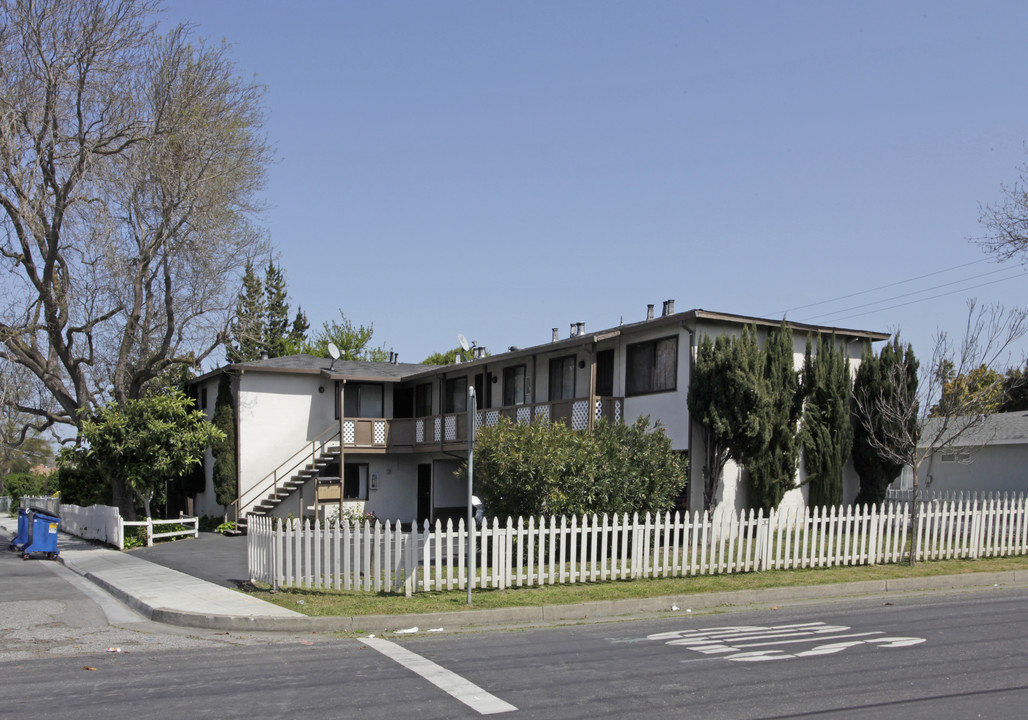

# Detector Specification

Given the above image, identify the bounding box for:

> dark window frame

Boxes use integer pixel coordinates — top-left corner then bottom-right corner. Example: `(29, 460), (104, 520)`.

(625, 335), (678, 396)
(548, 355), (577, 401)
(444, 376), (468, 414)
(343, 463), (369, 500)
(502, 364), (527, 406)
(415, 383), (433, 417)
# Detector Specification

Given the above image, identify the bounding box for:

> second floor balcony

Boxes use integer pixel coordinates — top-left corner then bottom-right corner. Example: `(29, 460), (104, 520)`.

(340, 396), (624, 452)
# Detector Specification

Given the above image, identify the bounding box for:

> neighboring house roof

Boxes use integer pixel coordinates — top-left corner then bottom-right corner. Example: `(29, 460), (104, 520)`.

(923, 411), (1028, 449)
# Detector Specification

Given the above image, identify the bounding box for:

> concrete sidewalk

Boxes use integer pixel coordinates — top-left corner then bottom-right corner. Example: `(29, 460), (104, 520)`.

(3, 513), (1027, 635)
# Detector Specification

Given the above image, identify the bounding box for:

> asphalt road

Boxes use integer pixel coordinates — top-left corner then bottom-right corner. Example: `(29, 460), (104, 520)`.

(1, 586), (1026, 719)
(129, 530), (250, 588)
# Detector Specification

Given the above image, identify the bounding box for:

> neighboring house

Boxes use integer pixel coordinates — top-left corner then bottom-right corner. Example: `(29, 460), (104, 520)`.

(188, 302), (888, 527)
(890, 411), (1028, 498)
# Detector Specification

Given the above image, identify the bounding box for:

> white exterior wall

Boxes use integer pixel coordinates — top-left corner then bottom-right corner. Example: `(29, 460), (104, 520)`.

(619, 325), (691, 450)
(237, 372), (336, 507)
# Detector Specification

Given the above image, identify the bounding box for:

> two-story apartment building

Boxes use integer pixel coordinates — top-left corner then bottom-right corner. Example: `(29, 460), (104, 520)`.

(188, 303), (888, 527)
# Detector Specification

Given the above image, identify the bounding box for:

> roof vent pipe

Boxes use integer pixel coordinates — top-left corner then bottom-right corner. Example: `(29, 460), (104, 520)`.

(576, 322), (585, 336)
(552, 328), (559, 342)
(570, 322), (578, 338)
(646, 304), (654, 321)
(662, 299), (675, 317)
(393, 352), (399, 364)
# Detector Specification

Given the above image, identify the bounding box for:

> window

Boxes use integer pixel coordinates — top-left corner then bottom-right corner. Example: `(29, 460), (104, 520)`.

(595, 349), (614, 397)
(626, 336), (677, 396)
(444, 377), (467, 413)
(549, 355), (576, 401)
(339, 383), (384, 419)
(503, 365), (527, 406)
(199, 387), (208, 411)
(415, 383), (433, 417)
(343, 463), (369, 500)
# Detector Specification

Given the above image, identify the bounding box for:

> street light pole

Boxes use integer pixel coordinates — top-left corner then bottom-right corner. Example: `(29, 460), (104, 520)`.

(467, 385), (476, 606)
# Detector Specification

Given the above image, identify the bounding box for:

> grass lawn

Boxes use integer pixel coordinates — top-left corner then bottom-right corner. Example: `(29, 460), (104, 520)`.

(245, 554), (1028, 617)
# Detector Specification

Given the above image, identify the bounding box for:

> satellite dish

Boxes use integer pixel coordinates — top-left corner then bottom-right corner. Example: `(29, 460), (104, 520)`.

(327, 343), (340, 360)
(457, 334), (470, 353)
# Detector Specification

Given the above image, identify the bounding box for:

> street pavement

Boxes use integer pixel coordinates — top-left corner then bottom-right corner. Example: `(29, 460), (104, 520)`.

(3, 512), (1028, 634)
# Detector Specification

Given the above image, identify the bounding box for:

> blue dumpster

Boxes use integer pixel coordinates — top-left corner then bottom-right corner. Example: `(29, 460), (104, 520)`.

(9, 507), (30, 550)
(19, 510), (60, 560)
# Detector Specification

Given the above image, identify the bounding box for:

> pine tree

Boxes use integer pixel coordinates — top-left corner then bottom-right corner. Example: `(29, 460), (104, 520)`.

(226, 262), (265, 363)
(226, 260), (308, 361)
(263, 260), (290, 359)
(801, 334), (854, 509)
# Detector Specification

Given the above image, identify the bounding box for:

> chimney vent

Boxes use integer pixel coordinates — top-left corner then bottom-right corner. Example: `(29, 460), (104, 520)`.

(570, 322), (578, 338)
(552, 328), (559, 342)
(576, 322), (585, 336)
(646, 304), (654, 321)
(662, 299), (675, 317)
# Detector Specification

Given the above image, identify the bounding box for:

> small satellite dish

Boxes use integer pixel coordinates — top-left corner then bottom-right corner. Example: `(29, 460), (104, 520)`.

(457, 333), (470, 353)
(328, 343), (340, 360)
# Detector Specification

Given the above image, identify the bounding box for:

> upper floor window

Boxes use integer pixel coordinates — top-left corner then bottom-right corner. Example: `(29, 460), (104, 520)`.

(340, 382), (384, 418)
(415, 383), (433, 417)
(549, 355), (576, 401)
(444, 376), (468, 413)
(503, 365), (527, 406)
(626, 336), (677, 396)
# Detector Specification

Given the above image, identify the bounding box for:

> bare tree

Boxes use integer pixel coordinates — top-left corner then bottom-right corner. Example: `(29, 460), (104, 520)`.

(978, 156), (1028, 261)
(852, 300), (1028, 563)
(0, 1), (271, 512)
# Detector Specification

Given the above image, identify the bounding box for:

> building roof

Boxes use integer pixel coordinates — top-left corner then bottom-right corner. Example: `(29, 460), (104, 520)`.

(191, 307), (890, 384)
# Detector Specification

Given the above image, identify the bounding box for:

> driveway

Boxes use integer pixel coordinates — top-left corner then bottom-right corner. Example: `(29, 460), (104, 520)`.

(129, 531), (250, 589)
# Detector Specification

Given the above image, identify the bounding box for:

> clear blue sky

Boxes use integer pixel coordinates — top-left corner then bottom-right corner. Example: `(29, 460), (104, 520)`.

(163, 0), (1028, 367)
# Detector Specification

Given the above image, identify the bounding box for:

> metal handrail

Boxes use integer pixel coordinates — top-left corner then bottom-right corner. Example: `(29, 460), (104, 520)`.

(230, 424), (340, 523)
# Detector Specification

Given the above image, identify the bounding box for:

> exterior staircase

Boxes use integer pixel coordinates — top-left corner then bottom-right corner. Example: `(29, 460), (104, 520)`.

(234, 440), (340, 532)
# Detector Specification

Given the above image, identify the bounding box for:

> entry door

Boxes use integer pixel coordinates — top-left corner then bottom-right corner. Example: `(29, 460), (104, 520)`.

(417, 464), (432, 525)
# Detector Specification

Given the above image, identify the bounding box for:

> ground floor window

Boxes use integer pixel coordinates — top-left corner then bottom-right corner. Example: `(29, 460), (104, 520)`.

(344, 463), (369, 500)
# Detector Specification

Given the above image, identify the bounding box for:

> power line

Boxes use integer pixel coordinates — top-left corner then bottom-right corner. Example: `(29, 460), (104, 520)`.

(798, 272), (1024, 326)
(764, 258), (995, 318)
(799, 265), (1022, 323)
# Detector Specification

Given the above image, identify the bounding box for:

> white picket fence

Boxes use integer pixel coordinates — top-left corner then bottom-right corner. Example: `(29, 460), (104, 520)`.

(247, 495), (1028, 596)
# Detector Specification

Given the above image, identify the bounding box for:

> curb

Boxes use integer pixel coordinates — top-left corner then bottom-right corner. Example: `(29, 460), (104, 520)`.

(130, 569), (1028, 633)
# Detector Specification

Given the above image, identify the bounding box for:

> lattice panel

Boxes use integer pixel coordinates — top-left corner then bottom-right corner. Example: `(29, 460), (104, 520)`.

(516, 406), (532, 424)
(485, 409), (500, 427)
(434, 417), (441, 440)
(571, 400), (589, 430)
(416, 419), (425, 443)
(595, 399), (603, 420)
(614, 400), (622, 423)
(534, 405), (550, 421)
(445, 415), (457, 441)
(374, 421), (386, 444)
(343, 420), (355, 444)
(474, 411), (483, 434)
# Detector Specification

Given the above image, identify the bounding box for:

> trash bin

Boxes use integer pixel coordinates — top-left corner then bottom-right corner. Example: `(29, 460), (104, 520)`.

(19, 510), (60, 560)
(9, 506), (30, 551)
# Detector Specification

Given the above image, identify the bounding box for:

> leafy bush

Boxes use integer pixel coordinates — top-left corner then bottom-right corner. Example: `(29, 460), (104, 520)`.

(467, 417), (686, 520)
(3, 471), (55, 506)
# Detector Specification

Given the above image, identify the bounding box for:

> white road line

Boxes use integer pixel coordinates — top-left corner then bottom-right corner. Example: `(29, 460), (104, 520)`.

(362, 636), (517, 715)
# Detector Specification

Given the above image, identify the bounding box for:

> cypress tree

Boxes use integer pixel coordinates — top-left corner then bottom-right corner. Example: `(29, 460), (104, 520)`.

(852, 337), (918, 505)
(746, 320), (801, 513)
(211, 373), (238, 514)
(801, 334), (853, 509)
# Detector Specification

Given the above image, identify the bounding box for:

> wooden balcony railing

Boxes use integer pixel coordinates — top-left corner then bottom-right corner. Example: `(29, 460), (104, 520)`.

(340, 396), (624, 451)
